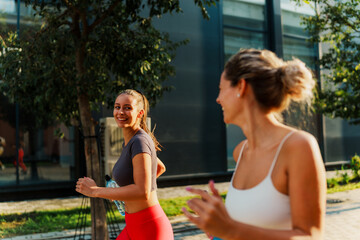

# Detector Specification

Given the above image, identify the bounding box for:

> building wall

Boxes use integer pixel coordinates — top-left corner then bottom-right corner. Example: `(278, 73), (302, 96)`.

(1, 0), (360, 200)
(149, 1), (227, 177)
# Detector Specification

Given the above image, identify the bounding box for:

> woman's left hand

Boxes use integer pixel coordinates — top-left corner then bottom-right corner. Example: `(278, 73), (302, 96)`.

(182, 180), (233, 239)
(75, 177), (98, 198)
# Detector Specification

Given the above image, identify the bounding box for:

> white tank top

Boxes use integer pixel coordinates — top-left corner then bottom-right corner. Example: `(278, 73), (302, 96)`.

(225, 131), (294, 230)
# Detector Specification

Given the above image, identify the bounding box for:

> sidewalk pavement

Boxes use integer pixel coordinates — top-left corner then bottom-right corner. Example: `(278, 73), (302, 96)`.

(1, 173), (360, 240)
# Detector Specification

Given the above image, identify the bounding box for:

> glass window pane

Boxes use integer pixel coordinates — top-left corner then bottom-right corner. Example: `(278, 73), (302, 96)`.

(0, 1), (77, 189)
(283, 36), (317, 71)
(323, 117), (360, 163)
(223, 0), (266, 30)
(224, 28), (265, 61)
(281, 0), (317, 70)
(281, 0), (315, 36)
(0, 95), (77, 187)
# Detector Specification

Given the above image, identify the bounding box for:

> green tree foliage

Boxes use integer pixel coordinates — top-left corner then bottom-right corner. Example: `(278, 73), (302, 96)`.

(0, 0), (217, 127)
(294, 0), (360, 124)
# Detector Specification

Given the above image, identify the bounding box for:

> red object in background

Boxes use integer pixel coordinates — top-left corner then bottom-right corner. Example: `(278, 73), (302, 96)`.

(13, 148), (27, 172)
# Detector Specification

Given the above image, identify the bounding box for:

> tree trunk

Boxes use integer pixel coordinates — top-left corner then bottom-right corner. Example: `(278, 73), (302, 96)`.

(78, 93), (109, 240)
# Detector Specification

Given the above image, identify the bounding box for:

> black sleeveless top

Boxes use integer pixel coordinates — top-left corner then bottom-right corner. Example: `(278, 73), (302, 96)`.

(112, 129), (157, 191)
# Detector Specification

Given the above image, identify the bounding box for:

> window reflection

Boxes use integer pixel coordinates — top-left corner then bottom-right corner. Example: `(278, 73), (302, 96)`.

(224, 28), (265, 61)
(0, 108), (76, 186)
(0, 0), (77, 189)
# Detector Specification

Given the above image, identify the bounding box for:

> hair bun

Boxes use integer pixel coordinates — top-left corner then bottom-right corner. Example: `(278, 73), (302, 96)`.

(280, 59), (315, 102)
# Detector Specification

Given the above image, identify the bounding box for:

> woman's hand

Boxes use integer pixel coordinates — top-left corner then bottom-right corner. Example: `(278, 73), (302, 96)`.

(182, 180), (233, 239)
(75, 177), (99, 198)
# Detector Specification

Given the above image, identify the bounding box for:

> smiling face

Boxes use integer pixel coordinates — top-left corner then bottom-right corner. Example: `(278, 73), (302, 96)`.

(113, 94), (143, 130)
(216, 71), (241, 124)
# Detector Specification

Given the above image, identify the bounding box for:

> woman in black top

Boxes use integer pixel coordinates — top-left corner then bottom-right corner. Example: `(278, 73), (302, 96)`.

(76, 89), (174, 240)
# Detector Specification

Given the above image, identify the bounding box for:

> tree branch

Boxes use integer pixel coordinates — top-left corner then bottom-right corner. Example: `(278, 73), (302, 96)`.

(79, 10), (90, 37)
(88, 0), (123, 33)
(34, 9), (70, 37)
(323, 1), (360, 34)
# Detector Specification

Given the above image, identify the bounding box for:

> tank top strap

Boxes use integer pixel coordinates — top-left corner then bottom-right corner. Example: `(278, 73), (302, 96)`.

(268, 131), (295, 175)
(235, 140), (248, 168)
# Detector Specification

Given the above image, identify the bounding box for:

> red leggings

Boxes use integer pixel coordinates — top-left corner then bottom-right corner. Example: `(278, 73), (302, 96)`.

(116, 204), (174, 240)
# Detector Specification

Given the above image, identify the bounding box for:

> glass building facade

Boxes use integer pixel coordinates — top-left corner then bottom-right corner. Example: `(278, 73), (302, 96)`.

(0, 1), (82, 200)
(1, 0), (359, 201)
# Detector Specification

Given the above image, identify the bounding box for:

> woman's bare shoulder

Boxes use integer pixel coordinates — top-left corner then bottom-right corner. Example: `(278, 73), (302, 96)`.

(286, 130), (320, 151)
(284, 129), (324, 170)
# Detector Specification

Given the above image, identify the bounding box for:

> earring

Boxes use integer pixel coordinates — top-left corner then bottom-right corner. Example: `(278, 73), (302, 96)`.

(237, 93), (240, 98)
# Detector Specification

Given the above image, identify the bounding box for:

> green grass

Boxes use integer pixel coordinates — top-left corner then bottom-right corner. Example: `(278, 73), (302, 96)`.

(326, 173), (360, 194)
(0, 208), (92, 238)
(327, 181), (360, 194)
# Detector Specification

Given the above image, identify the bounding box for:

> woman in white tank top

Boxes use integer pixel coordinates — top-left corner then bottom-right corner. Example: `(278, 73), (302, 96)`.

(182, 49), (326, 240)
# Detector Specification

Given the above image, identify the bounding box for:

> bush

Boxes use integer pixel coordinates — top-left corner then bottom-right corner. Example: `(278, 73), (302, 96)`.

(327, 178), (339, 188)
(340, 172), (350, 184)
(350, 154), (360, 179)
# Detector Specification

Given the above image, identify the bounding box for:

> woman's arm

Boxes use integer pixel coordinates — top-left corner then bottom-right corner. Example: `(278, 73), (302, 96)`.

(285, 132), (327, 239)
(76, 152), (153, 201)
(184, 132), (326, 240)
(156, 157), (166, 178)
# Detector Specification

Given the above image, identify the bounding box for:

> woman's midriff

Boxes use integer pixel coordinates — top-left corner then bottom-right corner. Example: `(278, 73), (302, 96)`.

(124, 190), (159, 214)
